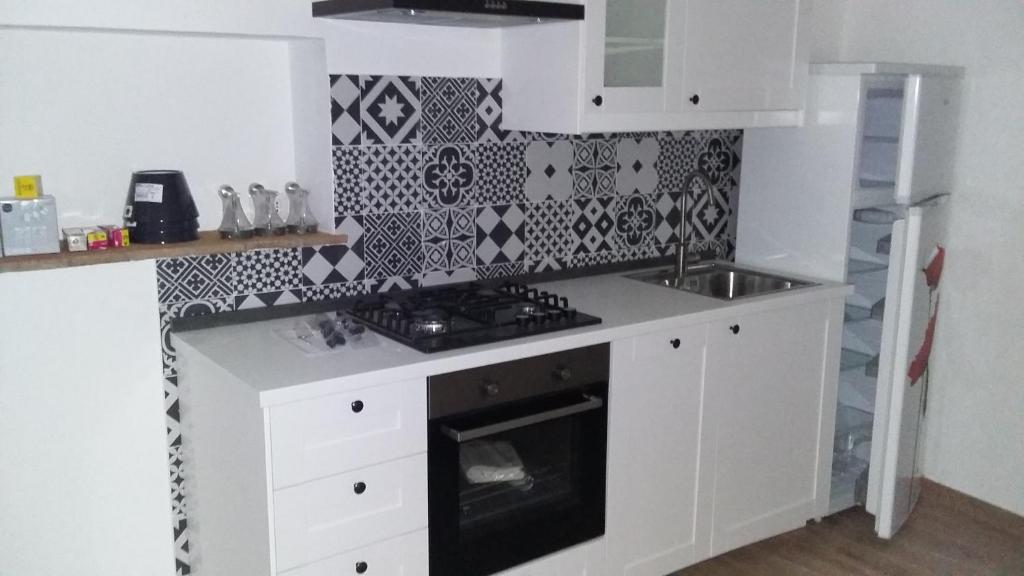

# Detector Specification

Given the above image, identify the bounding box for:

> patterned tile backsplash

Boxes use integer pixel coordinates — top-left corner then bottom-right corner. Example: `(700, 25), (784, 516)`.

(328, 74), (743, 293)
(156, 73), (743, 576)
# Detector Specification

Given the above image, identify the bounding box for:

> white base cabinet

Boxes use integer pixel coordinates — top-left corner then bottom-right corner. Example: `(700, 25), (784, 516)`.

(703, 300), (841, 556)
(604, 296), (843, 572)
(606, 324), (711, 575)
(176, 290), (843, 576)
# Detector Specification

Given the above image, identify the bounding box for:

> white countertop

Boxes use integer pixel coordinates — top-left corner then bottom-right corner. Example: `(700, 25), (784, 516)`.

(173, 265), (851, 407)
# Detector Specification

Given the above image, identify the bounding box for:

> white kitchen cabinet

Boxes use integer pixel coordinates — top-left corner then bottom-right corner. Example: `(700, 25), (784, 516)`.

(175, 342), (429, 576)
(703, 299), (841, 556)
(679, 0), (805, 113)
(606, 325), (712, 575)
(502, 0), (807, 133)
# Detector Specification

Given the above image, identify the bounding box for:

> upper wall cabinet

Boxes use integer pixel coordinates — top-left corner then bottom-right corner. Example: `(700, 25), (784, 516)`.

(0, 0), (317, 37)
(502, 0), (808, 133)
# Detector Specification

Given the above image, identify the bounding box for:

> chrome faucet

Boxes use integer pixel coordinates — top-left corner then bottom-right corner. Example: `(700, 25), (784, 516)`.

(673, 170), (717, 285)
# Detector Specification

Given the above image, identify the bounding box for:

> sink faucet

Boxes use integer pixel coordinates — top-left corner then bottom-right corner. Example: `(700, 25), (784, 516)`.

(674, 170), (717, 284)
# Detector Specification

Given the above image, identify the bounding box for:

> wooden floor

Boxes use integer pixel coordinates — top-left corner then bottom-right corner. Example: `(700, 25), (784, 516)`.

(675, 481), (1024, 576)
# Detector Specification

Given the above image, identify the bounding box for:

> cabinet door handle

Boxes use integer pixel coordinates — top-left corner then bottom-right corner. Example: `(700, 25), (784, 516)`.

(730, 324), (740, 335)
(353, 481), (367, 495)
(592, 94), (604, 107)
(670, 338), (681, 349)
(689, 94), (700, 106)
(355, 561), (369, 574)
(351, 400), (364, 413)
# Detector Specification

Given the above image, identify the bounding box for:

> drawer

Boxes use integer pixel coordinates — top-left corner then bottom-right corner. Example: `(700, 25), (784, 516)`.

(270, 378), (427, 488)
(280, 529), (427, 576)
(273, 453), (428, 571)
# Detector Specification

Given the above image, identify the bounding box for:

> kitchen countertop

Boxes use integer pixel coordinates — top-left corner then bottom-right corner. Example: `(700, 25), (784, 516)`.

(173, 264), (852, 407)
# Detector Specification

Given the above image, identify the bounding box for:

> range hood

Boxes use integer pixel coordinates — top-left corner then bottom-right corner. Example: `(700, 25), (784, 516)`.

(312, 0), (584, 28)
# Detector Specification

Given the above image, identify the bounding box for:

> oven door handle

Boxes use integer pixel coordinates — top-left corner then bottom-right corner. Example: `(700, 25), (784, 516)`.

(440, 394), (604, 443)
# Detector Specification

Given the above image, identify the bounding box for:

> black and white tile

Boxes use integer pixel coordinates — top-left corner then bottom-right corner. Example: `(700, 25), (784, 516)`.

(525, 141), (573, 202)
(157, 254), (234, 305)
(233, 248), (301, 295)
(333, 147), (363, 218)
(422, 77), (478, 145)
(423, 208), (476, 272)
(362, 145), (423, 213)
(361, 75), (421, 146)
(573, 139), (617, 198)
(365, 211), (424, 279)
(366, 275), (420, 294)
(654, 191), (683, 246)
(616, 136), (660, 195)
(302, 244), (365, 286)
(525, 200), (572, 265)
(614, 194), (656, 249)
(475, 143), (526, 205)
(302, 281), (367, 302)
(422, 144), (476, 208)
(476, 78), (523, 143)
(685, 174), (732, 243)
(235, 290), (302, 310)
(572, 197), (616, 255)
(570, 249), (619, 269)
(697, 134), (741, 186)
(476, 203), (526, 266)
(330, 74), (361, 146)
(478, 261), (525, 280)
(655, 133), (688, 194)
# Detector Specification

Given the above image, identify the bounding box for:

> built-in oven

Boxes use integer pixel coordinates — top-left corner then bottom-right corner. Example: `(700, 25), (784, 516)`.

(428, 344), (610, 576)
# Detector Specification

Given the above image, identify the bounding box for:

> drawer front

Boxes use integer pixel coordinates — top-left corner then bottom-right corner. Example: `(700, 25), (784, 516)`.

(270, 378), (427, 488)
(280, 529), (428, 576)
(273, 453), (428, 571)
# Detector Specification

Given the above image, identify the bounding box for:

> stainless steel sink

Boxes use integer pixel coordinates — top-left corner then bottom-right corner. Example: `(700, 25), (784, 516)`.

(625, 263), (816, 300)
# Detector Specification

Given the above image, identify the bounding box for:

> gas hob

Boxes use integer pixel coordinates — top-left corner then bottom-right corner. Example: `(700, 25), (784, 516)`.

(345, 281), (602, 353)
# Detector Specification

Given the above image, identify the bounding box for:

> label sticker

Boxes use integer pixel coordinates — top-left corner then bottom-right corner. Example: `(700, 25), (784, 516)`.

(135, 183), (164, 203)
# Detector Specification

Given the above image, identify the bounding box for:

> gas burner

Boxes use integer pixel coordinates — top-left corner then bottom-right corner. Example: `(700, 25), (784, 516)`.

(345, 281), (601, 353)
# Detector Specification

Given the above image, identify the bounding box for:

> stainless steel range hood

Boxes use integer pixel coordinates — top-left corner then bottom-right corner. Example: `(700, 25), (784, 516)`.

(312, 0), (584, 28)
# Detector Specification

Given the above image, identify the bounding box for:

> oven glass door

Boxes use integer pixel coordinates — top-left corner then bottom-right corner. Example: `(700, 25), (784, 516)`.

(429, 386), (608, 576)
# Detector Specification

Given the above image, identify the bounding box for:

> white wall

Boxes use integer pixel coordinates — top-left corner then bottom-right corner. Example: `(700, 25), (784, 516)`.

(0, 261), (175, 576)
(0, 28), (296, 231)
(822, 0), (1024, 515)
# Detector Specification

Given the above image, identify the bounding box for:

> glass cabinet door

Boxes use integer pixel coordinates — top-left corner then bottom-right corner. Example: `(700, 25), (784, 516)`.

(603, 0), (668, 89)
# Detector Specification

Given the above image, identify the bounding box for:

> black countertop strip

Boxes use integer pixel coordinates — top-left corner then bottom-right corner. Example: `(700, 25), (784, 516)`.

(172, 255), (673, 334)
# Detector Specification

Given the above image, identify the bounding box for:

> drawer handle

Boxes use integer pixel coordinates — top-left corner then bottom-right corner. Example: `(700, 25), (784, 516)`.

(730, 324), (740, 335)
(353, 481), (367, 495)
(351, 400), (364, 413)
(670, 338), (681, 349)
(355, 561), (368, 574)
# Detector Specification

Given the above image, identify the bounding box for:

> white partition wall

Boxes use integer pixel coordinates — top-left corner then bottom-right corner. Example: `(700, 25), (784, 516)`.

(0, 261), (174, 576)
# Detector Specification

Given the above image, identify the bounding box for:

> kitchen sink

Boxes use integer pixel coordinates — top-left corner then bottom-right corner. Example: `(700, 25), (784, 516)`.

(625, 263), (816, 300)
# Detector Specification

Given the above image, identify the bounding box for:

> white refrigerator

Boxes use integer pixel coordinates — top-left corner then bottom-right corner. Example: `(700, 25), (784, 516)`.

(735, 62), (963, 538)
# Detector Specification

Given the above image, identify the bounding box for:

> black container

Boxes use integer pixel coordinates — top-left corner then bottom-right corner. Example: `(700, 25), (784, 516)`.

(124, 170), (200, 244)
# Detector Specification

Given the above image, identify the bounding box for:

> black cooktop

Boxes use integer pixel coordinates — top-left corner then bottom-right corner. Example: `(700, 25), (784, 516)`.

(344, 281), (602, 353)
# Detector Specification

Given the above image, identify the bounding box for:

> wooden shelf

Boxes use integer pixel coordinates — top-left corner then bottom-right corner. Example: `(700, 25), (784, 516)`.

(0, 231), (347, 274)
